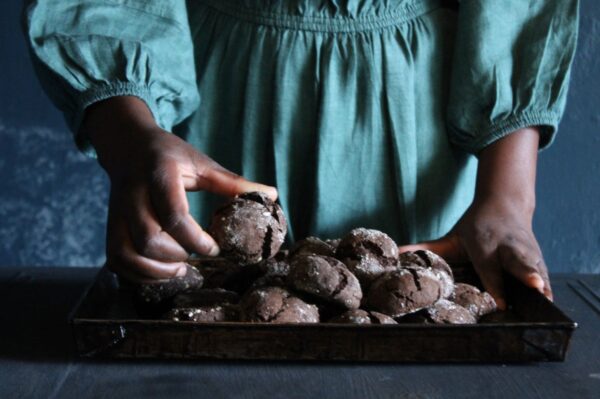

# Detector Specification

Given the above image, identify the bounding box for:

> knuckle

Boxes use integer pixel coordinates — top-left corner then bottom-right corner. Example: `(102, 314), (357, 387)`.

(195, 162), (212, 179)
(472, 225), (495, 243)
(135, 232), (162, 258)
(226, 170), (244, 181)
(535, 258), (550, 274)
(163, 210), (188, 232)
(149, 163), (172, 187)
(503, 233), (517, 244)
(500, 244), (526, 262)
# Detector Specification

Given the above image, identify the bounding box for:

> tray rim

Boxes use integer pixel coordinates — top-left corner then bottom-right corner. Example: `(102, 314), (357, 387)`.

(72, 318), (577, 330)
(69, 266), (578, 362)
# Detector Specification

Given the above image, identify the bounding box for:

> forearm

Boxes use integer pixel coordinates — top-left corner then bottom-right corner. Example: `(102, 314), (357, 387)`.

(474, 127), (540, 219)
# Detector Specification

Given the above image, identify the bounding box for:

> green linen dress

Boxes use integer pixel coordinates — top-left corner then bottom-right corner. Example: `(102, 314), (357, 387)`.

(25, 0), (579, 245)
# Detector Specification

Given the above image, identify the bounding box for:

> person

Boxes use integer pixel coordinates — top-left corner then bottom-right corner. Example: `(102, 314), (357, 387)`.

(25, 0), (578, 310)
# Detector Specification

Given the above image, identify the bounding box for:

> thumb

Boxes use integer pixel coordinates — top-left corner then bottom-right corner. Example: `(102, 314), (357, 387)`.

(196, 166), (278, 201)
(398, 234), (467, 264)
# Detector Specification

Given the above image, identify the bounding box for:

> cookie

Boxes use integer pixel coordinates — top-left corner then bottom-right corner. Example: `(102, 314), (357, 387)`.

(135, 265), (204, 304)
(288, 255), (362, 310)
(172, 288), (240, 308)
(208, 191), (287, 265)
(451, 283), (497, 318)
(289, 237), (337, 258)
(329, 309), (397, 324)
(398, 299), (476, 324)
(398, 250), (454, 298)
(366, 267), (442, 317)
(195, 257), (263, 293)
(165, 305), (238, 322)
(240, 286), (319, 323)
(335, 228), (399, 286)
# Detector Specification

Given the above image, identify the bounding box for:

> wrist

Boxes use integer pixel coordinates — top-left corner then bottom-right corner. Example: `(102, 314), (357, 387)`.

(81, 96), (161, 178)
(81, 96), (158, 150)
(474, 127), (539, 218)
(80, 96), (159, 169)
(473, 190), (536, 220)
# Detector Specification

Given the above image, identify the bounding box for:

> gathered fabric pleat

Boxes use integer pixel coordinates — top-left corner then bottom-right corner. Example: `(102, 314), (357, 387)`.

(25, 0), (577, 245)
(186, 0), (476, 244)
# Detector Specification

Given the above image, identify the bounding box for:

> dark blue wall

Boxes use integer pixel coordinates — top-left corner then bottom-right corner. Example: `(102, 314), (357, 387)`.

(0, 1), (108, 266)
(0, 1), (598, 271)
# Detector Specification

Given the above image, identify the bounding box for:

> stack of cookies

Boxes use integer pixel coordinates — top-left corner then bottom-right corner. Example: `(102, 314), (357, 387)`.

(132, 192), (497, 324)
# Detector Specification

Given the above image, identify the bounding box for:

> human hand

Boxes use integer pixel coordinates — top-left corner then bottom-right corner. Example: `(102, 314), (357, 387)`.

(399, 127), (551, 310)
(398, 196), (551, 310)
(82, 96), (277, 282)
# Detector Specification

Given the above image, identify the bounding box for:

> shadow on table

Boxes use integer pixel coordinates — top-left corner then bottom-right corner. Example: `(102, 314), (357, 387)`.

(0, 267), (99, 362)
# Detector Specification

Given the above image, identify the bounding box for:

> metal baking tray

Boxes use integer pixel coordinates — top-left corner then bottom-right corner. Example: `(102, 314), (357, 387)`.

(71, 265), (576, 362)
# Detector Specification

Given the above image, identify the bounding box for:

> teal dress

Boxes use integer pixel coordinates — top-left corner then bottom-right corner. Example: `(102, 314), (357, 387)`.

(25, 0), (579, 244)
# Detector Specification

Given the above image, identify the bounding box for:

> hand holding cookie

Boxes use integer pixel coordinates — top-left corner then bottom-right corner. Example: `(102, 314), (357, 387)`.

(83, 96), (277, 282)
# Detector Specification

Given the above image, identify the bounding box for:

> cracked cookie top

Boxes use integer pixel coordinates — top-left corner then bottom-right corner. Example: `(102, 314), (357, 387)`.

(240, 286), (319, 323)
(366, 267), (442, 317)
(335, 228), (399, 286)
(208, 191), (287, 265)
(288, 254), (363, 310)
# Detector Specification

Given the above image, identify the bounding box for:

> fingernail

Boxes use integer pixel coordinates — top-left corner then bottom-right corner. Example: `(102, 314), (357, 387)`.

(175, 266), (187, 277)
(529, 273), (545, 292)
(208, 244), (220, 256)
(263, 186), (278, 200)
(199, 232), (220, 256)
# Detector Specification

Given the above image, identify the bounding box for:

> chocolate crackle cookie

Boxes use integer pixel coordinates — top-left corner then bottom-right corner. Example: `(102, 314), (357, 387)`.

(398, 299), (477, 325)
(451, 283), (497, 318)
(165, 305), (238, 322)
(208, 191), (287, 265)
(366, 267), (443, 317)
(194, 257), (263, 293)
(135, 265), (204, 304)
(329, 309), (397, 324)
(172, 288), (240, 308)
(335, 228), (399, 286)
(288, 255), (362, 310)
(240, 286), (319, 323)
(248, 251), (292, 290)
(399, 250), (454, 298)
(289, 237), (337, 259)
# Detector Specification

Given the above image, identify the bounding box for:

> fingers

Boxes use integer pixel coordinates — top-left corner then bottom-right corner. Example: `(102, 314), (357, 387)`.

(498, 244), (543, 292)
(195, 164), (278, 201)
(149, 163), (219, 256)
(398, 234), (467, 263)
(498, 242), (553, 301)
(468, 246), (507, 311)
(531, 240), (553, 300)
(123, 185), (189, 262)
(404, 233), (508, 309)
(106, 202), (190, 283)
(539, 260), (553, 300)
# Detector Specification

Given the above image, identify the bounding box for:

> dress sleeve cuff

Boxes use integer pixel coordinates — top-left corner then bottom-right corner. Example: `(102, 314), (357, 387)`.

(71, 82), (160, 158)
(451, 111), (562, 155)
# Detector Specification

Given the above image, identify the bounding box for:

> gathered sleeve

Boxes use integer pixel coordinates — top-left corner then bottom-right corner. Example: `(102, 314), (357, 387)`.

(447, 0), (579, 154)
(24, 0), (200, 155)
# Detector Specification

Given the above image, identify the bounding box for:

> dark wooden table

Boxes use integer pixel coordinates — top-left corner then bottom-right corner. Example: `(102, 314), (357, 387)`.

(0, 267), (598, 399)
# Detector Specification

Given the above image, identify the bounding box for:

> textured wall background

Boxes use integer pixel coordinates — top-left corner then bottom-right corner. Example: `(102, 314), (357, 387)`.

(0, 1), (598, 271)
